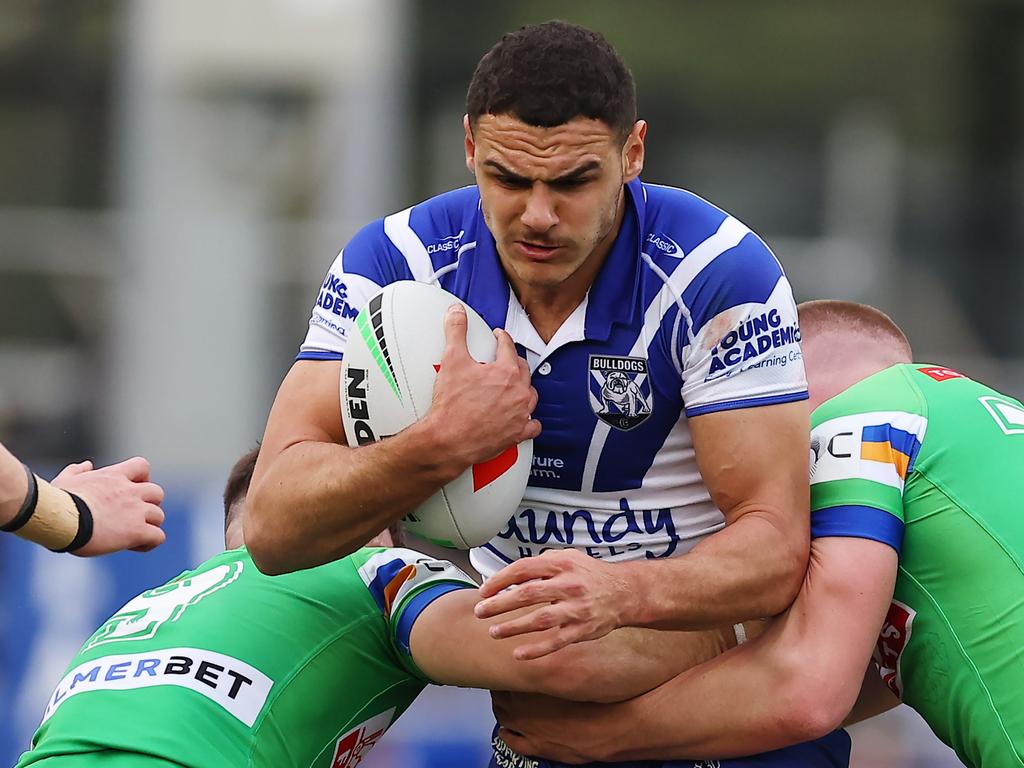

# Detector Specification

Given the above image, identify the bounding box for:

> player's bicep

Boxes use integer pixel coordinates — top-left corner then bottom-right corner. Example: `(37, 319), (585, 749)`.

(252, 360), (347, 488)
(689, 400), (809, 526)
(409, 590), (554, 691)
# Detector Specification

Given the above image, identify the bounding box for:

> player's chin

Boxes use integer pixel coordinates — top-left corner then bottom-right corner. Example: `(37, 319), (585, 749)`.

(511, 257), (580, 288)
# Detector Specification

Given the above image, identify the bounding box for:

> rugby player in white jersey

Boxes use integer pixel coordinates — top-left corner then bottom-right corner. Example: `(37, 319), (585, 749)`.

(246, 20), (846, 767)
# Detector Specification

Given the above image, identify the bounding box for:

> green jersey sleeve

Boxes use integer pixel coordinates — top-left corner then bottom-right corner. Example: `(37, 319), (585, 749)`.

(809, 367), (929, 552)
(354, 547), (477, 680)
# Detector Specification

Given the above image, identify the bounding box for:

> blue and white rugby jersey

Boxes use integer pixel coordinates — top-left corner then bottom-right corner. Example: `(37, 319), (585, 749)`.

(300, 179), (807, 577)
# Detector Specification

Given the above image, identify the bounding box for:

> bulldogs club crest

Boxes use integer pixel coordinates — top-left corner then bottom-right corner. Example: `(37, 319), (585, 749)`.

(589, 355), (653, 430)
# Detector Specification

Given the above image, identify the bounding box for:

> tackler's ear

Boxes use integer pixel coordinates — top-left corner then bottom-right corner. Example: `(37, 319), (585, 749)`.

(464, 114), (476, 175)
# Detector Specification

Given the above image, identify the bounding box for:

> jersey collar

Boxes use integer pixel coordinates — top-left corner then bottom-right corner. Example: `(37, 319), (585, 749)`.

(582, 177), (644, 342)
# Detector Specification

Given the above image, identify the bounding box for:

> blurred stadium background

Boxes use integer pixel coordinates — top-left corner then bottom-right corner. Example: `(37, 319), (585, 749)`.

(1, 0), (1021, 765)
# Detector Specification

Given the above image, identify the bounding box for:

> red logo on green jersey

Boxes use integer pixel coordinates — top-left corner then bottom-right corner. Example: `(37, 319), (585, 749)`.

(918, 366), (964, 382)
(873, 600), (916, 698)
(332, 709), (394, 767)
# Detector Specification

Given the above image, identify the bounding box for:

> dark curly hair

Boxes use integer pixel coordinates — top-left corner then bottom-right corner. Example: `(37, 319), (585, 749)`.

(467, 20), (636, 141)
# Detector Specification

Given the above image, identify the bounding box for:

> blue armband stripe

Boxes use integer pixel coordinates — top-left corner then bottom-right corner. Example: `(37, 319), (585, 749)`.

(685, 390), (808, 418)
(811, 504), (904, 553)
(395, 582), (474, 655)
(295, 350), (343, 362)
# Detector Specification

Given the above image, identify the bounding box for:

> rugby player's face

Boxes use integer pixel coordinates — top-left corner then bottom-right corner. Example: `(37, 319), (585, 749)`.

(466, 114), (645, 292)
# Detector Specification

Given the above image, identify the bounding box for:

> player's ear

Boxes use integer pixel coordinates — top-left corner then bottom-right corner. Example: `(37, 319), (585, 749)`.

(464, 114), (476, 175)
(622, 120), (646, 182)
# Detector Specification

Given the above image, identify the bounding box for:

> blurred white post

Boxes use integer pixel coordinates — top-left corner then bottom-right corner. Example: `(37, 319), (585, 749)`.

(109, 0), (407, 476)
(819, 106), (902, 302)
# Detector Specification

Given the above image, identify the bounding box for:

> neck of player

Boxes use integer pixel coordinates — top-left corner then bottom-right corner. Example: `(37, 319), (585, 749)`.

(506, 194), (626, 344)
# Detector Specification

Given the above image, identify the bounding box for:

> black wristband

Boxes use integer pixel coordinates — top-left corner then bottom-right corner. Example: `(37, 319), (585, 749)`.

(52, 493), (94, 553)
(1, 465), (39, 533)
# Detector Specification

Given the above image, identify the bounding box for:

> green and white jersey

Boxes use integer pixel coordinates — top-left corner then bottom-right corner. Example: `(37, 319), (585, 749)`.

(16, 546), (476, 768)
(809, 364), (1024, 768)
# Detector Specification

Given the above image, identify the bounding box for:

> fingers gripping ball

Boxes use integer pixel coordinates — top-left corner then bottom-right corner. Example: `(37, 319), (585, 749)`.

(340, 281), (533, 548)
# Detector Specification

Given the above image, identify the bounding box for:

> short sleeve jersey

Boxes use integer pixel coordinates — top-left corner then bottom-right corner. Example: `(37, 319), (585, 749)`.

(16, 547), (475, 768)
(808, 364), (1024, 768)
(301, 180), (808, 576)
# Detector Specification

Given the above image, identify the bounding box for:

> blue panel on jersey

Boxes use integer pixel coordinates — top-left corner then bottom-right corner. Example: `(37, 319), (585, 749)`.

(685, 390), (808, 418)
(526, 343), (596, 492)
(593, 311), (685, 494)
(394, 582), (473, 655)
(584, 181), (643, 340)
(295, 350), (343, 362)
(641, 183), (731, 257)
(340, 219), (415, 284)
(439, 230), (512, 333)
(683, 233), (784, 337)
(811, 505), (904, 553)
(408, 186), (481, 273)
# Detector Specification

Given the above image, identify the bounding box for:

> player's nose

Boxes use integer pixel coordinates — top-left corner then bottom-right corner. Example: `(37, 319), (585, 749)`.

(520, 184), (558, 233)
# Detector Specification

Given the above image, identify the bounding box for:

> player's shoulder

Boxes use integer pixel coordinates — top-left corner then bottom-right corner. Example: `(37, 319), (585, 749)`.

(811, 365), (928, 432)
(403, 184), (481, 235)
(639, 181), (774, 263)
(638, 182), (788, 338)
(339, 185), (481, 279)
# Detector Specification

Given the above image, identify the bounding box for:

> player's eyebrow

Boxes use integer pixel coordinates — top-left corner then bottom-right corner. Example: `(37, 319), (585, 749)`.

(483, 159), (601, 185)
(483, 160), (531, 184)
(549, 161), (601, 184)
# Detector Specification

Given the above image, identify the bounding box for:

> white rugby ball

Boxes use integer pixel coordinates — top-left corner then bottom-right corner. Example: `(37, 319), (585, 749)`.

(340, 281), (532, 549)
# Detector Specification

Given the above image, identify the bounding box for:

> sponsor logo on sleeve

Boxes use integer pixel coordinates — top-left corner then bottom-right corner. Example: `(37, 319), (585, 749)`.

(357, 550), (474, 617)
(705, 308), (802, 381)
(330, 709), (395, 767)
(43, 648), (273, 727)
(917, 366), (964, 382)
(873, 600), (916, 698)
(588, 355), (652, 430)
(810, 412), (927, 491)
(645, 232), (683, 257)
(426, 230), (465, 256)
(316, 274), (360, 325)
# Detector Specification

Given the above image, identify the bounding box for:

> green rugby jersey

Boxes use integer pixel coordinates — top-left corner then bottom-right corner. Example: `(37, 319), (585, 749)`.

(809, 363), (1024, 768)
(16, 546), (476, 768)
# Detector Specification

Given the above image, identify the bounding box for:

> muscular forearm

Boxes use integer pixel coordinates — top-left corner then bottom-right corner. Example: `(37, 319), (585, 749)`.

(621, 509), (807, 629)
(503, 623), (812, 763)
(0, 442), (30, 527)
(542, 625), (737, 703)
(246, 420), (463, 573)
(597, 632), (810, 760)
